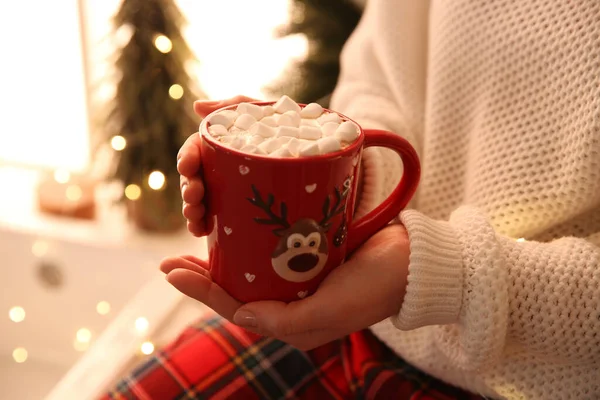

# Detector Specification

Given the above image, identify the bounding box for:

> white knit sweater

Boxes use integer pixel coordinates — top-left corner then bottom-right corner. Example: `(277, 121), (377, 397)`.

(330, 1), (600, 399)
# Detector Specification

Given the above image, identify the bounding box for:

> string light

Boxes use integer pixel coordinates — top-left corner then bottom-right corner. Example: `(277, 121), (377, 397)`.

(73, 339), (89, 352)
(125, 184), (142, 201)
(154, 35), (172, 53)
(169, 84), (184, 100)
(141, 341), (155, 355)
(76, 328), (92, 343)
(135, 317), (149, 333)
(9, 307), (26, 323)
(12, 348), (28, 363)
(65, 184), (83, 201)
(54, 168), (71, 184)
(31, 240), (49, 258)
(96, 301), (111, 316)
(148, 171), (166, 190)
(114, 24), (134, 47)
(516, 238), (526, 243)
(111, 135), (127, 151)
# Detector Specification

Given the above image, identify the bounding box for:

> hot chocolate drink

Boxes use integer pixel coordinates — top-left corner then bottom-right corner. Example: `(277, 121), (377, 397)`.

(206, 95), (360, 157)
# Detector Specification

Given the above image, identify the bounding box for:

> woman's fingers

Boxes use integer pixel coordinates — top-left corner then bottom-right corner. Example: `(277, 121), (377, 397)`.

(181, 177), (205, 205)
(182, 203), (205, 221)
(193, 95), (257, 118)
(166, 269), (242, 321)
(159, 256), (209, 276)
(179, 254), (209, 265)
(187, 220), (207, 237)
(177, 133), (203, 178)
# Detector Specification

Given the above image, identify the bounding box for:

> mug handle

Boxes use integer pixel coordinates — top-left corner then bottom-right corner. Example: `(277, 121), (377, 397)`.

(346, 129), (421, 253)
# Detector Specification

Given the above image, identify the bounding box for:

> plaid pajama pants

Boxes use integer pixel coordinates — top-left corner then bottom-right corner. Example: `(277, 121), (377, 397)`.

(102, 316), (483, 400)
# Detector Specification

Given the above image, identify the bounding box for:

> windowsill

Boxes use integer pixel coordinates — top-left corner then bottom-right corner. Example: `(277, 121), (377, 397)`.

(0, 165), (198, 256)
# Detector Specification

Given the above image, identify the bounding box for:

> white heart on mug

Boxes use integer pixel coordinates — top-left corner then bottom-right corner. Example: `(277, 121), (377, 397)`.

(297, 290), (308, 299)
(224, 226), (233, 235)
(239, 165), (250, 175)
(305, 183), (317, 193)
(244, 273), (255, 282)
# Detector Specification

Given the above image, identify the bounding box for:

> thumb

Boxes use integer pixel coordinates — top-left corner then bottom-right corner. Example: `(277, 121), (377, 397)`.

(233, 301), (320, 338)
(194, 95), (257, 118)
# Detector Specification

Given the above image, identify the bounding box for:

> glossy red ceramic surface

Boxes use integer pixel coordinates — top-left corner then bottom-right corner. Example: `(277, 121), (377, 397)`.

(199, 103), (420, 303)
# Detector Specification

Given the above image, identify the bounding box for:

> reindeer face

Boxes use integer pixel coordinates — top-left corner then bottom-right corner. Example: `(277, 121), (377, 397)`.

(247, 181), (351, 284)
(270, 219), (329, 282)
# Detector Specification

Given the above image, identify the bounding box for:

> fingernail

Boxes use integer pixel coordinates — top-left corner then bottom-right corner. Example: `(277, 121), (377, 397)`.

(234, 310), (257, 328)
(181, 183), (188, 198)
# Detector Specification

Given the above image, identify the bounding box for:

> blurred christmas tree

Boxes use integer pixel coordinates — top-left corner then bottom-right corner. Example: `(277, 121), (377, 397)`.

(270, 0), (362, 105)
(98, 0), (204, 232)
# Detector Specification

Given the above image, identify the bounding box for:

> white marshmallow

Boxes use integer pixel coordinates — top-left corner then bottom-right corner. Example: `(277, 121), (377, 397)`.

(247, 134), (265, 146)
(300, 103), (324, 118)
(276, 126), (300, 138)
(284, 111), (301, 126)
(277, 112), (300, 127)
(240, 144), (259, 154)
(208, 110), (238, 129)
(263, 105), (275, 117)
(234, 114), (257, 130)
(230, 136), (247, 150)
(270, 146), (295, 158)
(275, 136), (293, 146)
(208, 124), (228, 137)
(236, 103), (264, 120)
(249, 122), (276, 138)
(335, 120), (360, 143)
(261, 116), (278, 127)
(273, 95), (301, 114)
(218, 136), (235, 144)
(286, 138), (302, 156)
(300, 141), (320, 157)
(299, 126), (322, 140)
(321, 122), (340, 137)
(317, 136), (342, 154)
(317, 112), (341, 125)
(258, 138), (280, 154)
(210, 100), (360, 158)
(300, 119), (320, 127)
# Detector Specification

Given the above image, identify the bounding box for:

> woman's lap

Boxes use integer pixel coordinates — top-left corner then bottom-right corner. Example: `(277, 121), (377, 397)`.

(102, 315), (481, 400)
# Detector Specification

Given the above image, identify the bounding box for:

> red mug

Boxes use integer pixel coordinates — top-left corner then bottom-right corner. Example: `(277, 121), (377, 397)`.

(199, 102), (420, 303)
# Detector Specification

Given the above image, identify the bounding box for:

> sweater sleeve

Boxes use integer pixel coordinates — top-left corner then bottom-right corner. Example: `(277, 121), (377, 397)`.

(397, 208), (600, 370)
(330, 0), (600, 371)
(330, 0), (425, 218)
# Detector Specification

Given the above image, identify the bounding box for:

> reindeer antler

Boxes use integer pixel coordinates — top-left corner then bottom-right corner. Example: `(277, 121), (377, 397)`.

(319, 176), (354, 230)
(319, 187), (346, 230)
(247, 185), (290, 236)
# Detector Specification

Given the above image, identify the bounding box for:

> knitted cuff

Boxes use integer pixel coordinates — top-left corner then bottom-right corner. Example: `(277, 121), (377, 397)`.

(391, 210), (464, 330)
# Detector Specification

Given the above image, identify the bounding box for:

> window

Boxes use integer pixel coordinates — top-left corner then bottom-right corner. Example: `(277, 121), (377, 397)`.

(0, 1), (90, 171)
(0, 0), (306, 173)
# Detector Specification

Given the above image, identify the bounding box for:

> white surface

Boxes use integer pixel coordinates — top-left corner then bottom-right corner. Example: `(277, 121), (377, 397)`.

(0, 166), (204, 399)
(44, 273), (186, 400)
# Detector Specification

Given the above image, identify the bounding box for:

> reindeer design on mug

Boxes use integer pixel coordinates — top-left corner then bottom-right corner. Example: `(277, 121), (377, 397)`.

(247, 182), (350, 283)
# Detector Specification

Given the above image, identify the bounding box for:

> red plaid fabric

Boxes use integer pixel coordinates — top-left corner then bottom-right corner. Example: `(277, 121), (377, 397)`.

(102, 316), (483, 400)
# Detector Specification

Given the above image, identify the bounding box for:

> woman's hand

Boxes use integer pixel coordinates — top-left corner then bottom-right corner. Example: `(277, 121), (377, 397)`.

(179, 95), (257, 236)
(160, 224), (410, 351)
